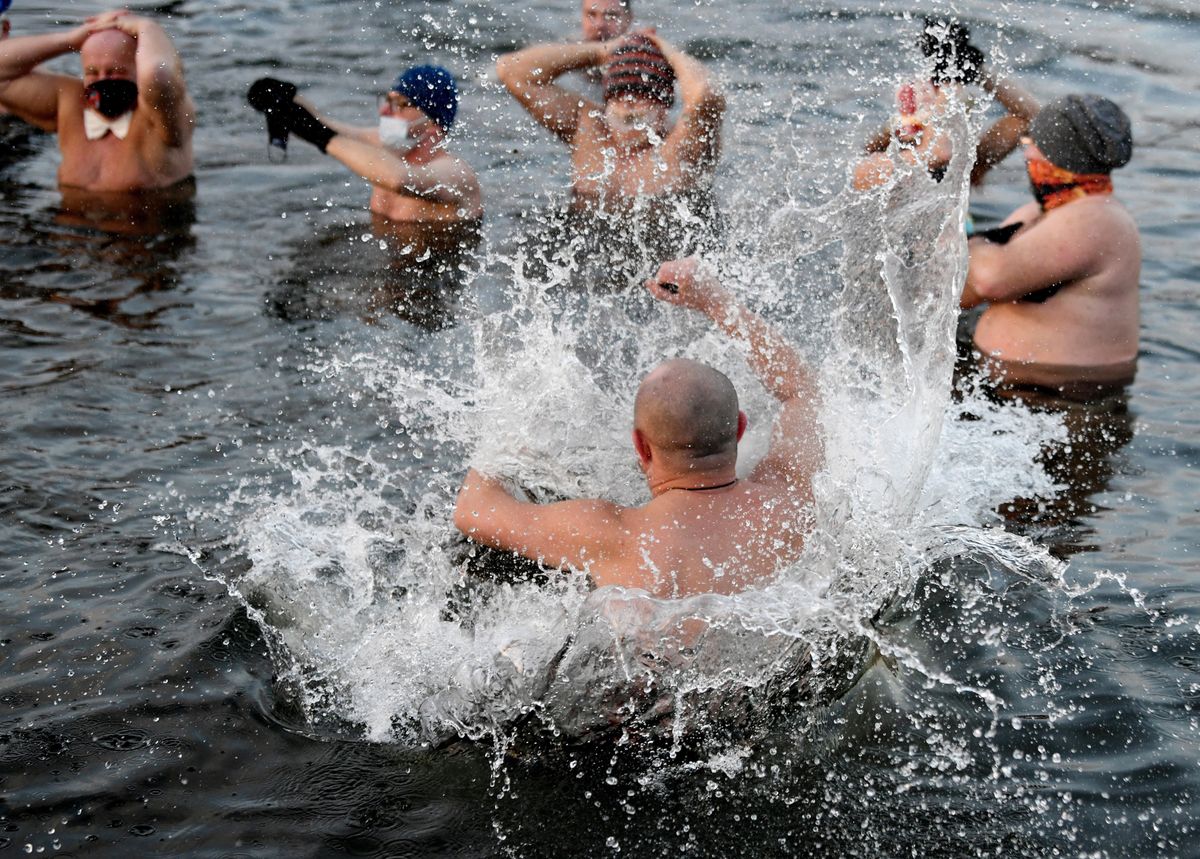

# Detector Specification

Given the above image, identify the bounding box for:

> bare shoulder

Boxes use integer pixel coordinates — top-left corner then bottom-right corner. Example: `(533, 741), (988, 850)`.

(429, 150), (481, 192)
(436, 150), (477, 178)
(1041, 195), (1140, 250)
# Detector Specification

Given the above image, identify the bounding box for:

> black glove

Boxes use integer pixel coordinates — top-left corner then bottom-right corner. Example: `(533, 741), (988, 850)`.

(247, 77), (336, 153)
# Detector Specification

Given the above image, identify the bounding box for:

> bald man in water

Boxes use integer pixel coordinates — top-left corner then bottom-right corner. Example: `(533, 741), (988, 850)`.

(0, 10), (194, 192)
(454, 257), (822, 598)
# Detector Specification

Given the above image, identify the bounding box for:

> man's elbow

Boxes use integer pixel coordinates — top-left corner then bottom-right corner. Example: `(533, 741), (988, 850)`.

(965, 255), (1010, 303)
(495, 54), (521, 92)
(969, 273), (1008, 303)
(453, 494), (482, 539)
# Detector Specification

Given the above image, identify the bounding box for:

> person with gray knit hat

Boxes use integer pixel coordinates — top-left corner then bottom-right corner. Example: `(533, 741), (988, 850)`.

(1028, 94), (1132, 175)
(960, 92), (1141, 394)
(246, 64), (481, 227)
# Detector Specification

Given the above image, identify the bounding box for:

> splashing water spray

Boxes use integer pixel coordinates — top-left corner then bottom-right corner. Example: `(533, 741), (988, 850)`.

(206, 11), (1077, 796)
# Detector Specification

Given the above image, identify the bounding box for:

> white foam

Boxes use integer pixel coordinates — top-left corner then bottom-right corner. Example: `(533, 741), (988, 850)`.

(212, 81), (1070, 745)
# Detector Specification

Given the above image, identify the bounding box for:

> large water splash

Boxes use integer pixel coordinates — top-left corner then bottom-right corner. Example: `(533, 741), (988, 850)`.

(211, 54), (1068, 749)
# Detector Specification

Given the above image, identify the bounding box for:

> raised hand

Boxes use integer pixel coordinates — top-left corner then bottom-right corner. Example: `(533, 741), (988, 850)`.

(645, 256), (723, 313)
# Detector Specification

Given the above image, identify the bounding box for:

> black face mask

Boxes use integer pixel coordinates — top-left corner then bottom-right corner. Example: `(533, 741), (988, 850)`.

(83, 79), (139, 119)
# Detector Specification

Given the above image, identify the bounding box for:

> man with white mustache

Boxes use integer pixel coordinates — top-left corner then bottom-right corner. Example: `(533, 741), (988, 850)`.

(247, 65), (482, 225)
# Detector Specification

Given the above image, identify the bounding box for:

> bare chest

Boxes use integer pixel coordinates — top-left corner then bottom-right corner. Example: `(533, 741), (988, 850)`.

(57, 117), (181, 192)
(572, 136), (681, 200)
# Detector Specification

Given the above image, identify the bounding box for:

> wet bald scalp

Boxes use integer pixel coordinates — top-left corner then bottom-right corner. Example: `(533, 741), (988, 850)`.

(634, 359), (740, 465)
(80, 29), (138, 75)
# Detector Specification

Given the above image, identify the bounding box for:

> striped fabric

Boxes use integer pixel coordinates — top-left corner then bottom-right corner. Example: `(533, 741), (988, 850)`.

(602, 34), (676, 107)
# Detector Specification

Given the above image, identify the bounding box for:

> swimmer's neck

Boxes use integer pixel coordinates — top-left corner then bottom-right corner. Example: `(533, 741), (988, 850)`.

(648, 467), (740, 498)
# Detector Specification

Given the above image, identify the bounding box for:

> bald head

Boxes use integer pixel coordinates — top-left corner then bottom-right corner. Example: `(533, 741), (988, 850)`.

(80, 29), (138, 82)
(634, 359), (740, 466)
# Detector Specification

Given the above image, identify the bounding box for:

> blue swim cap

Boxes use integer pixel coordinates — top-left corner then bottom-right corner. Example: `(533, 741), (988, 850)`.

(0, 0), (12, 14)
(391, 65), (458, 131)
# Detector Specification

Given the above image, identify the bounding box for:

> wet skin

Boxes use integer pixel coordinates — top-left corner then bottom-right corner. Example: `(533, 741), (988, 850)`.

(0, 12), (194, 192)
(962, 142), (1141, 371)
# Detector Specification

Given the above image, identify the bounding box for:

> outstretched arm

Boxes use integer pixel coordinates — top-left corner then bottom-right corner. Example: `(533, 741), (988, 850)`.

(655, 35), (725, 174)
(293, 94), (379, 144)
(495, 41), (604, 144)
(453, 468), (627, 570)
(325, 135), (477, 203)
(646, 258), (822, 492)
(104, 13), (193, 147)
(0, 20), (97, 130)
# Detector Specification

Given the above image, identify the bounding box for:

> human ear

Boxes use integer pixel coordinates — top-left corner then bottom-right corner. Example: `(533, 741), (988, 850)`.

(736, 411), (748, 442)
(632, 428), (652, 467)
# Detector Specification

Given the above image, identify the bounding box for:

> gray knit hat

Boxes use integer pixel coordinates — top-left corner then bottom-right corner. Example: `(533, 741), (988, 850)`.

(1029, 94), (1132, 174)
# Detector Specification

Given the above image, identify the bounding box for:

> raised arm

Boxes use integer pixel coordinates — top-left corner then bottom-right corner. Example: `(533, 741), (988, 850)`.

(0, 21), (96, 130)
(647, 257), (822, 491)
(104, 13), (193, 147)
(453, 468), (627, 570)
(654, 35), (725, 174)
(495, 41), (604, 144)
(972, 72), (1039, 185)
(294, 94), (378, 145)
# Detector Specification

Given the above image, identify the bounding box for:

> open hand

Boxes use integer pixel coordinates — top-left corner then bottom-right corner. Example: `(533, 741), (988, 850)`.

(86, 10), (141, 36)
(598, 26), (657, 62)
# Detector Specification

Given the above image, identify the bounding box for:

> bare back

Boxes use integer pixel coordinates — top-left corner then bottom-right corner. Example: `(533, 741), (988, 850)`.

(974, 196), (1141, 367)
(593, 481), (812, 597)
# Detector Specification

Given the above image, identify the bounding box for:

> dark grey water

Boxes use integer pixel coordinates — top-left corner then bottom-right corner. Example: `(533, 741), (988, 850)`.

(2, 0), (1199, 856)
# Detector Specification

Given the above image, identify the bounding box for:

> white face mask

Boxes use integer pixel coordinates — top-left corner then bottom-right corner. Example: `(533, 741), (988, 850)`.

(379, 116), (413, 150)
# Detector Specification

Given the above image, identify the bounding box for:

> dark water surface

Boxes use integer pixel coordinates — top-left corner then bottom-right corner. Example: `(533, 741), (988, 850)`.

(2, 1), (1199, 856)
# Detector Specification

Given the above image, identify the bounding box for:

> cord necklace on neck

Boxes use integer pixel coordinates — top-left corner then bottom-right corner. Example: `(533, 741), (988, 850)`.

(671, 478), (738, 492)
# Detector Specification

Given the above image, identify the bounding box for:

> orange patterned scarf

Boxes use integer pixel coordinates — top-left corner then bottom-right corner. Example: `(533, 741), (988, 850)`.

(1027, 156), (1113, 211)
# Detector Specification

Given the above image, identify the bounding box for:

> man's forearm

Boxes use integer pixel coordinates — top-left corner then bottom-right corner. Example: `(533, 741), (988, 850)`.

(704, 288), (812, 403)
(984, 74), (1039, 121)
(133, 20), (186, 102)
(657, 38), (714, 108)
(325, 136), (458, 201)
(498, 42), (603, 87)
(0, 32), (72, 84)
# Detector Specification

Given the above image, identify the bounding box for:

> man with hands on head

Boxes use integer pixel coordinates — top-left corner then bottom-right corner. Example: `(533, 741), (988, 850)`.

(247, 65), (482, 224)
(854, 18), (1038, 191)
(0, 9), (194, 192)
(454, 257), (823, 600)
(496, 30), (724, 207)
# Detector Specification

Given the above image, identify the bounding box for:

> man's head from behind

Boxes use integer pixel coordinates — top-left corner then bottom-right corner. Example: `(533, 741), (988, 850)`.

(583, 0), (632, 43)
(1029, 94), (1132, 175)
(633, 359), (746, 477)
